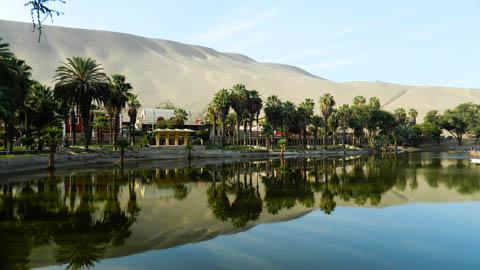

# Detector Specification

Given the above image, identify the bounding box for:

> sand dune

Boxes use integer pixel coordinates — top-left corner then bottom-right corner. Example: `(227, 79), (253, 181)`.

(1, 19), (479, 119)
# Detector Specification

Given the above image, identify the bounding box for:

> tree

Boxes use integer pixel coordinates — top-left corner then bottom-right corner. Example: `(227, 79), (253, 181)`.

(25, 0), (66, 41)
(172, 108), (188, 126)
(107, 74), (133, 149)
(264, 95), (283, 137)
(408, 108), (419, 125)
(353, 96), (366, 107)
(281, 101), (297, 138)
(439, 104), (473, 145)
(23, 82), (59, 145)
(310, 115), (323, 149)
(336, 104), (352, 147)
(127, 94), (141, 145)
(277, 139), (287, 159)
(230, 84), (248, 146)
(247, 90), (263, 146)
(319, 93), (335, 149)
(44, 127), (62, 170)
(92, 112), (107, 148)
(53, 57), (110, 150)
(212, 89), (231, 146)
(0, 54), (32, 152)
(116, 138), (129, 167)
(297, 99), (315, 147)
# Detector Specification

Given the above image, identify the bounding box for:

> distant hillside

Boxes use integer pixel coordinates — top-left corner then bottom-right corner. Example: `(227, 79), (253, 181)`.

(1, 19), (480, 119)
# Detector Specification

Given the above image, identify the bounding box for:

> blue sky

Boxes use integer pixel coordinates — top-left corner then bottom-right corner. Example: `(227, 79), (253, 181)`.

(1, 0), (479, 88)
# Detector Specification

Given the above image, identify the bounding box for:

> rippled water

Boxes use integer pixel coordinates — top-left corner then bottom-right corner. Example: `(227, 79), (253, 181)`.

(1, 153), (479, 269)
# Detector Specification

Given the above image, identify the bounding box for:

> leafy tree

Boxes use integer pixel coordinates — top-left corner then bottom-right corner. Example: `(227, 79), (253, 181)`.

(54, 57), (110, 150)
(439, 104), (474, 145)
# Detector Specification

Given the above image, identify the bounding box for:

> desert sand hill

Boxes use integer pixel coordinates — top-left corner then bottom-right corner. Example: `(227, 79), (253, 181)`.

(1, 19), (479, 119)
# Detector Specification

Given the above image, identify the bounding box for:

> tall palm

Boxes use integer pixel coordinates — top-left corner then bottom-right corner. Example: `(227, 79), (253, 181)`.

(127, 94), (141, 144)
(264, 95), (283, 141)
(1, 57), (32, 152)
(230, 84), (248, 146)
(408, 108), (418, 125)
(298, 98), (315, 147)
(212, 89), (231, 146)
(337, 104), (352, 147)
(247, 90), (262, 146)
(106, 74), (133, 148)
(54, 57), (110, 150)
(319, 93), (336, 149)
(206, 102), (218, 143)
(310, 115), (323, 149)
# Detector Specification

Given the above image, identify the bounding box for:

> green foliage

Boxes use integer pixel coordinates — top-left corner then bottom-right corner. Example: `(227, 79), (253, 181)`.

(172, 108), (188, 126)
(53, 57), (110, 149)
(115, 138), (129, 149)
(196, 129), (210, 143)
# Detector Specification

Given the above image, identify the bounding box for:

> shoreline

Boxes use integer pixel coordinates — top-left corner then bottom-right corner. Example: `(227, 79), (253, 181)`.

(0, 146), (371, 178)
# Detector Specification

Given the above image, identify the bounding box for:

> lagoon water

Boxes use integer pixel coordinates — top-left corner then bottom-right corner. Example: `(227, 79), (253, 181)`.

(1, 153), (479, 270)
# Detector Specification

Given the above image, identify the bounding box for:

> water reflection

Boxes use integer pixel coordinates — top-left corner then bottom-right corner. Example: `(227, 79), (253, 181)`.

(0, 153), (480, 269)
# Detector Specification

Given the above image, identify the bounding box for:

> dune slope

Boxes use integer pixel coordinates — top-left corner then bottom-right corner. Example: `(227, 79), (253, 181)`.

(1, 19), (479, 118)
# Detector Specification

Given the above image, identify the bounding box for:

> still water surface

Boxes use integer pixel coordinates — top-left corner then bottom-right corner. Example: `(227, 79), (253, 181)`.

(1, 153), (479, 269)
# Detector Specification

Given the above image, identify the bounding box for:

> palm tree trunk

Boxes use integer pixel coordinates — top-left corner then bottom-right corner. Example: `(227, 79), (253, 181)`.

(113, 112), (120, 150)
(221, 120), (226, 147)
(256, 117), (260, 147)
(80, 103), (92, 150)
(70, 110), (77, 146)
(314, 128), (318, 150)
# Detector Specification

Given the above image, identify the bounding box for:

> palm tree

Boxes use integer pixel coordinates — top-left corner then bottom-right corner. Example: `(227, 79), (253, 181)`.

(44, 127), (62, 170)
(353, 95), (366, 107)
(127, 94), (141, 145)
(106, 74), (133, 149)
(337, 104), (352, 147)
(172, 108), (188, 127)
(408, 108), (418, 125)
(298, 98), (315, 147)
(212, 89), (231, 146)
(53, 57), (110, 150)
(116, 138), (129, 167)
(1, 58), (32, 152)
(230, 84), (248, 146)
(310, 115), (323, 149)
(264, 95), (283, 144)
(319, 93), (336, 149)
(206, 102), (218, 143)
(247, 90), (262, 146)
(92, 112), (107, 148)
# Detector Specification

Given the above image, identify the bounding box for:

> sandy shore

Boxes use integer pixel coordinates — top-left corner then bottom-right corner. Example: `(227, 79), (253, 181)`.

(0, 146), (370, 176)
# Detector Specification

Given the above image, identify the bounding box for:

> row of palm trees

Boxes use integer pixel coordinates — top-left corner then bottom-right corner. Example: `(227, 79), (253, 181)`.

(207, 84), (263, 146)
(207, 84), (431, 150)
(0, 38), (142, 153)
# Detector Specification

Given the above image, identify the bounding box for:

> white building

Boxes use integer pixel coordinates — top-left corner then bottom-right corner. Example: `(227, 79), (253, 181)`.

(139, 108), (176, 131)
